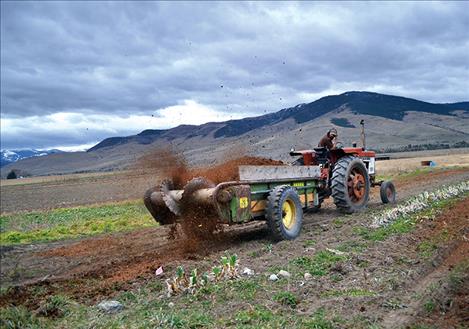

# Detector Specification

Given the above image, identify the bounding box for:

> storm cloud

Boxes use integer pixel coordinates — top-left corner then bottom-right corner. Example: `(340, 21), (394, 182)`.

(1, 1), (468, 149)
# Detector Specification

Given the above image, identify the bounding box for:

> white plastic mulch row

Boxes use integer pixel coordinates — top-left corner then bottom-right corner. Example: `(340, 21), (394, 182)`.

(371, 180), (469, 228)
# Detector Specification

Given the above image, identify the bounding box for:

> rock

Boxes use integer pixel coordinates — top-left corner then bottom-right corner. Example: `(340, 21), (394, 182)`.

(97, 300), (123, 313)
(384, 256), (393, 265)
(304, 272), (312, 280)
(242, 267), (254, 276)
(326, 248), (346, 256)
(269, 274), (279, 281)
(353, 255), (367, 265)
(278, 270), (291, 278)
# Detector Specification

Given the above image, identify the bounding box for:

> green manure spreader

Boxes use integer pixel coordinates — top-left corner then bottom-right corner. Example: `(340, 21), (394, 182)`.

(144, 147), (396, 241)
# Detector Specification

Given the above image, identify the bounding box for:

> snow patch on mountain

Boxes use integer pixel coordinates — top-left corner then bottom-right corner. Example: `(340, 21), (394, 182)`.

(1, 149), (64, 167)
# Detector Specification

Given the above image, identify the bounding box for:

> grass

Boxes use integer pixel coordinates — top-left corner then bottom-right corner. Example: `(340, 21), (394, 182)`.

(332, 218), (345, 228)
(407, 325), (438, 329)
(303, 239), (316, 248)
(375, 167), (434, 182)
(321, 288), (376, 298)
(273, 291), (298, 307)
(0, 306), (43, 329)
(375, 165), (468, 184)
(291, 250), (347, 276)
(231, 279), (259, 301)
(423, 299), (436, 313)
(37, 295), (74, 318)
(389, 167), (434, 180)
(302, 309), (336, 329)
(354, 218), (415, 241)
(234, 305), (275, 326)
(0, 200), (155, 245)
(417, 241), (438, 258)
(0, 269), (356, 329)
(355, 197), (458, 242)
(448, 261), (469, 291)
(336, 240), (368, 253)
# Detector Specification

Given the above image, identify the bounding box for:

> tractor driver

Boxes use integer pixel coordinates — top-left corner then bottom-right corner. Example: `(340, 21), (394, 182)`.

(318, 128), (338, 150)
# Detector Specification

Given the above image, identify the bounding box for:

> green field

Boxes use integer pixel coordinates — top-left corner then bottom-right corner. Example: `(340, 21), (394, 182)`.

(0, 201), (156, 245)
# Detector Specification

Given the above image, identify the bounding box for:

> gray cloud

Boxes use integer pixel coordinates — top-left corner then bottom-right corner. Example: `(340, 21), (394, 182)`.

(1, 1), (468, 149)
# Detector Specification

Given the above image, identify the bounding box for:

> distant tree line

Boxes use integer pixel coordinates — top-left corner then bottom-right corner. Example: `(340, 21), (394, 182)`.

(371, 141), (469, 153)
(5, 169), (31, 179)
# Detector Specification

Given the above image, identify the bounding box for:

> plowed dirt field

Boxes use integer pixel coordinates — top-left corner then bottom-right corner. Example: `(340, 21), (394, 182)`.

(1, 167), (468, 328)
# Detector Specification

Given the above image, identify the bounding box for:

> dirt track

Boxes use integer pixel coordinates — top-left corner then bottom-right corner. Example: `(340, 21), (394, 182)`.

(1, 168), (468, 325)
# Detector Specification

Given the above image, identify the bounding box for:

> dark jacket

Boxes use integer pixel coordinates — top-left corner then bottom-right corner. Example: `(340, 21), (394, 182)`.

(318, 133), (335, 150)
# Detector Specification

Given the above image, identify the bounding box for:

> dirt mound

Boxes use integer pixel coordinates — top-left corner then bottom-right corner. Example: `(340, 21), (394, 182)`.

(36, 227), (204, 285)
(189, 156), (284, 184)
(134, 148), (190, 189)
(136, 147), (284, 188)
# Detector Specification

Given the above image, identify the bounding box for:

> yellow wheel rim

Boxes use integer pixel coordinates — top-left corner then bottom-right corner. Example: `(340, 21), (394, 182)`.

(282, 199), (296, 230)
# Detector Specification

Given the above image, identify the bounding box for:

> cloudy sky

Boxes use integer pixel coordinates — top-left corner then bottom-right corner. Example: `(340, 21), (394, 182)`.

(1, 1), (468, 150)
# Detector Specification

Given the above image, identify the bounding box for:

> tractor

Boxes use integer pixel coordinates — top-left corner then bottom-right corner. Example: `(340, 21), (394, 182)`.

(144, 121), (396, 241)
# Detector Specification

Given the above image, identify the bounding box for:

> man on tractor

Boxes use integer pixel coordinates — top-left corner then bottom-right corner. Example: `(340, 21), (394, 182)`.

(318, 128), (338, 150)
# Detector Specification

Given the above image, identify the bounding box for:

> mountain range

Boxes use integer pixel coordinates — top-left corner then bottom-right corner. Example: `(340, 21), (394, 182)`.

(88, 91), (469, 152)
(2, 91), (468, 177)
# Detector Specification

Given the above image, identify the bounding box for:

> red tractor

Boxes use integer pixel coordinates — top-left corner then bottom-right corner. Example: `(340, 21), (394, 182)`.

(289, 122), (396, 213)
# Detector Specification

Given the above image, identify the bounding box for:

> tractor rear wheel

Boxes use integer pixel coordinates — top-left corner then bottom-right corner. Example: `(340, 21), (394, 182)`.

(332, 156), (370, 214)
(266, 185), (303, 241)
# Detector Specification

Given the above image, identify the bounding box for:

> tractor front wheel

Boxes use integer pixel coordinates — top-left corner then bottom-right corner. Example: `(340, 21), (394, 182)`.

(331, 156), (370, 213)
(380, 181), (396, 204)
(266, 185), (303, 241)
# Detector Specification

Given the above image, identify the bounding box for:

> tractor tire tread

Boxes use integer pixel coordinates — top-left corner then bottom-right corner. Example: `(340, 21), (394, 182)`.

(380, 181), (397, 204)
(331, 156), (370, 214)
(266, 185), (302, 241)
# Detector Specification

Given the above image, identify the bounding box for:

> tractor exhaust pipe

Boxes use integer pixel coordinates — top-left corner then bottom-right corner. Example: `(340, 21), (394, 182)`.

(360, 119), (366, 150)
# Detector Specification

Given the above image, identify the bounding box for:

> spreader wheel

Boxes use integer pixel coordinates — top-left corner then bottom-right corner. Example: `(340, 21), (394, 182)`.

(266, 185), (303, 241)
(380, 181), (396, 204)
(331, 156), (370, 214)
(143, 185), (177, 225)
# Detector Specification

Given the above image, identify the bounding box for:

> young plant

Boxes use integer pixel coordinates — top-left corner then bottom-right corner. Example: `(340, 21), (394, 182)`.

(212, 266), (222, 280)
(166, 266), (187, 296)
(189, 269), (198, 288)
(166, 255), (241, 297)
(201, 272), (209, 286)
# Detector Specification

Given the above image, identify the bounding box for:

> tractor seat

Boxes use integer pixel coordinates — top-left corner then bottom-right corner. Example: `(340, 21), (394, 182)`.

(314, 147), (329, 164)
